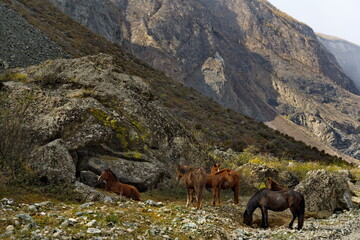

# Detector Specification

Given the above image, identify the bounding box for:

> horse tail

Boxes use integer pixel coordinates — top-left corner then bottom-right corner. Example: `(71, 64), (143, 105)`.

(297, 194), (305, 229)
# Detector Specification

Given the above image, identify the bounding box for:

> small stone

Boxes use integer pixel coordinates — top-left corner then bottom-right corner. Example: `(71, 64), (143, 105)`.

(6, 225), (15, 232)
(103, 196), (113, 203)
(87, 228), (101, 234)
(28, 205), (38, 211)
(85, 219), (97, 227)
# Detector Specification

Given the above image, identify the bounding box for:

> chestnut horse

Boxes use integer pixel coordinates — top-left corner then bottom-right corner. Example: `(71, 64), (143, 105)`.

(98, 168), (141, 201)
(176, 165), (207, 209)
(265, 177), (288, 191)
(207, 163), (240, 206)
(243, 188), (305, 230)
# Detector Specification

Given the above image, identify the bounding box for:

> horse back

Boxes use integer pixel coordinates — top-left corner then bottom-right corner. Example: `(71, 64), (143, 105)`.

(185, 168), (207, 188)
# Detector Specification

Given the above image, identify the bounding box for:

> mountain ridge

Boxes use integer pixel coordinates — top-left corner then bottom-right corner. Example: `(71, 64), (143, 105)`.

(46, 0), (360, 161)
(317, 33), (360, 91)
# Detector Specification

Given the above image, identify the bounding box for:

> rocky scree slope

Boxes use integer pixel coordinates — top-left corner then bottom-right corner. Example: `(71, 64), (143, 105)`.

(317, 33), (360, 91)
(2, 197), (360, 240)
(0, 2), (69, 70)
(48, 0), (360, 162)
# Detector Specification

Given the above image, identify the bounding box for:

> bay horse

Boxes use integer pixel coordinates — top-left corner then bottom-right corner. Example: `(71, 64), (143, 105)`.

(176, 165), (207, 209)
(265, 177), (288, 191)
(207, 163), (240, 206)
(98, 168), (141, 201)
(243, 188), (305, 230)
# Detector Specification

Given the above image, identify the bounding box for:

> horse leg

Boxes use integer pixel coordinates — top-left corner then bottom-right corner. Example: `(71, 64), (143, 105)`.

(186, 188), (191, 207)
(196, 187), (203, 210)
(232, 185), (239, 204)
(260, 207), (269, 229)
(297, 198), (305, 230)
(289, 208), (297, 229)
(212, 187), (217, 206)
(216, 187), (221, 205)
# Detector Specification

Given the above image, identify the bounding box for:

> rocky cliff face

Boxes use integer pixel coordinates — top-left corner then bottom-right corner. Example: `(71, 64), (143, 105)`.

(317, 33), (360, 91)
(48, 0), (360, 161)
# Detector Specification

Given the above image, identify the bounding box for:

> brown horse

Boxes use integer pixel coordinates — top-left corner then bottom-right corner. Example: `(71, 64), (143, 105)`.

(243, 188), (305, 230)
(207, 163), (240, 206)
(265, 177), (288, 191)
(176, 165), (207, 209)
(98, 168), (141, 201)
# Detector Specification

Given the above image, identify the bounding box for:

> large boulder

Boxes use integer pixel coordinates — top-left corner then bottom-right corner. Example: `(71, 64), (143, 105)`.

(79, 171), (104, 188)
(294, 169), (353, 212)
(279, 171), (300, 189)
(237, 163), (279, 182)
(1, 54), (204, 190)
(236, 163), (279, 194)
(29, 139), (76, 183)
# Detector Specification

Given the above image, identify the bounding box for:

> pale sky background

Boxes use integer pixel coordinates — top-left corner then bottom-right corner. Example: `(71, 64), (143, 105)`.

(267, 0), (360, 46)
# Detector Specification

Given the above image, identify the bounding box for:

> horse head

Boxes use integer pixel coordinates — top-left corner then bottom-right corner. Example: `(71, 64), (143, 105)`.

(210, 163), (221, 174)
(243, 209), (253, 226)
(98, 168), (112, 182)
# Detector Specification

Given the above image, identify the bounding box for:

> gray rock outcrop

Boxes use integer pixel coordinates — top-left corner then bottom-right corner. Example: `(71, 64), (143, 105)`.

(295, 169), (353, 212)
(1, 54), (203, 189)
(29, 139), (76, 183)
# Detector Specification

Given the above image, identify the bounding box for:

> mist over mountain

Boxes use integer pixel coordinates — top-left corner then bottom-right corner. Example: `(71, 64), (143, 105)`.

(317, 33), (360, 92)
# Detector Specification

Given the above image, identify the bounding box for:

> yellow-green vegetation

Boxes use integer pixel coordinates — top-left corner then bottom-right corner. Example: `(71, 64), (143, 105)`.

(219, 146), (351, 181)
(89, 108), (150, 152)
(0, 72), (28, 83)
(89, 108), (131, 149)
(350, 168), (360, 181)
(67, 88), (94, 98)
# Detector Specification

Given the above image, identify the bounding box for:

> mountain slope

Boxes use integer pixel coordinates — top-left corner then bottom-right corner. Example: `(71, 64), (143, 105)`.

(2, 0), (350, 190)
(317, 33), (360, 91)
(46, 0), (360, 161)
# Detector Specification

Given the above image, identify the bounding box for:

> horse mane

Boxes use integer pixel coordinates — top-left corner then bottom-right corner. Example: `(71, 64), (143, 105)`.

(246, 188), (267, 211)
(107, 168), (118, 181)
(266, 177), (287, 191)
(213, 168), (231, 175)
(177, 165), (193, 174)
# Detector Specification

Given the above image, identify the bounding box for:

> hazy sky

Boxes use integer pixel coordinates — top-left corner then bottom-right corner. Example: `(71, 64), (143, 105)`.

(267, 0), (360, 46)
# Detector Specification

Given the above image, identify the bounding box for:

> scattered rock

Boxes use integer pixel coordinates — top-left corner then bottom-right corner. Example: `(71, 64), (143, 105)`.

(87, 228), (101, 234)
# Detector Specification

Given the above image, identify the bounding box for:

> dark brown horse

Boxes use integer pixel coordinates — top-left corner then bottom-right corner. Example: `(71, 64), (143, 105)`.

(265, 177), (288, 191)
(176, 164), (207, 209)
(207, 163), (240, 206)
(98, 168), (141, 201)
(243, 188), (305, 230)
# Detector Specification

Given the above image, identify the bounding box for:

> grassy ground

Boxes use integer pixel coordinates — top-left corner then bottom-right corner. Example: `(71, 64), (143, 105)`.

(1, 185), (298, 240)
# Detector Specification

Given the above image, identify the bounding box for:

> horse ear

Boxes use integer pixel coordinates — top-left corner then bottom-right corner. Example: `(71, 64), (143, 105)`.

(216, 163), (221, 167)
